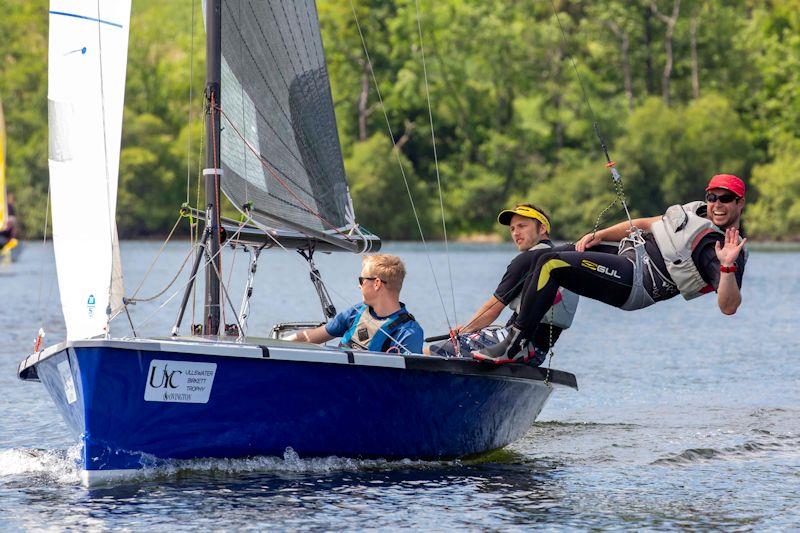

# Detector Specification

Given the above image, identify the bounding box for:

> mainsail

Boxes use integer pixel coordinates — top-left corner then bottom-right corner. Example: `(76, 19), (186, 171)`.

(48, 1), (129, 339)
(219, 0), (359, 248)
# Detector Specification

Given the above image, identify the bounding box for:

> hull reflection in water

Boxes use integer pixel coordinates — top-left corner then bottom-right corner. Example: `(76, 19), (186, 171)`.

(17, 337), (577, 486)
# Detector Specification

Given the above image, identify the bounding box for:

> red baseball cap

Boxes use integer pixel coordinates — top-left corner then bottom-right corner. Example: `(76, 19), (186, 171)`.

(706, 174), (745, 198)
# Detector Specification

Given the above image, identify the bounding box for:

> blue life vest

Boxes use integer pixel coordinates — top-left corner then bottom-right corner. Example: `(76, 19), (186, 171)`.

(340, 304), (416, 352)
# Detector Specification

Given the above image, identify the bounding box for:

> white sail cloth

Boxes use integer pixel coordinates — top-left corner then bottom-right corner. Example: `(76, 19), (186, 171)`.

(48, 1), (130, 340)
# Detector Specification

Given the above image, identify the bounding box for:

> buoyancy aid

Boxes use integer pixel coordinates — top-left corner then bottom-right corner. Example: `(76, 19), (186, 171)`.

(650, 200), (733, 300)
(340, 304), (416, 352)
(507, 241), (579, 329)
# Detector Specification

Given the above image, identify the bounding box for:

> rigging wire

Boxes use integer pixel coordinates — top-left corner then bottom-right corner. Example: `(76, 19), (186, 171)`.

(348, 0), (454, 332)
(126, 214), (185, 301)
(132, 216), (250, 333)
(413, 0), (458, 326)
(192, 109), (206, 327)
(35, 184), (51, 328)
(94, 0), (121, 336)
(257, 224), (415, 354)
(186, 0), (196, 204)
(548, 0), (635, 231)
(119, 246), (195, 304)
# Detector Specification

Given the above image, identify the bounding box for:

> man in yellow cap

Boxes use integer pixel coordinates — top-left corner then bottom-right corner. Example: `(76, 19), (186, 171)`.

(426, 203), (578, 365)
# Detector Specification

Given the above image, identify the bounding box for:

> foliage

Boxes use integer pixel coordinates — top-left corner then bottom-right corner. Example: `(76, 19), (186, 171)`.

(2, 0), (800, 241)
(345, 133), (434, 240)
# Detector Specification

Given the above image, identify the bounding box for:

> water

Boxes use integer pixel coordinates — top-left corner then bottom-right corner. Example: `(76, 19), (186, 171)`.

(1, 241), (798, 529)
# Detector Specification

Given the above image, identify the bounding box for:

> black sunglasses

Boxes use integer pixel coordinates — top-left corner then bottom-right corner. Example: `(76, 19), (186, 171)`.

(705, 192), (740, 204)
(358, 276), (383, 286)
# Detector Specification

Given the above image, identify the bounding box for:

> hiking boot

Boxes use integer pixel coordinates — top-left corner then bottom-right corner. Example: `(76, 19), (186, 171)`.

(472, 326), (525, 364)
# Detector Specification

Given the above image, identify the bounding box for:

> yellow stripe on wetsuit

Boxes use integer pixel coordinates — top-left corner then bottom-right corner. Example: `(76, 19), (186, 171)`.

(537, 259), (570, 291)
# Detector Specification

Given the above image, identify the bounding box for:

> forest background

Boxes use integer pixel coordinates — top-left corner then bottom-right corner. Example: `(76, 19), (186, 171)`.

(1, 0), (799, 242)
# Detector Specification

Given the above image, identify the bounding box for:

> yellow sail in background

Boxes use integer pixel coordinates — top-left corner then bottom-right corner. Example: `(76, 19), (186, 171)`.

(0, 99), (7, 228)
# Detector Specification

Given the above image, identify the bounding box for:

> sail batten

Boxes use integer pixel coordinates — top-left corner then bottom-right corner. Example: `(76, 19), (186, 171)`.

(219, 0), (364, 248)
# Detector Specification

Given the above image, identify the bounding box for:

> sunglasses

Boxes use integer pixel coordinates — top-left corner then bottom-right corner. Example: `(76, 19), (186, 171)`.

(358, 276), (383, 286)
(705, 192), (740, 204)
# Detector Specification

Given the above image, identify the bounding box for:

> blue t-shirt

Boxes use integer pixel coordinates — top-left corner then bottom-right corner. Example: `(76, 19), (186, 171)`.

(325, 303), (424, 354)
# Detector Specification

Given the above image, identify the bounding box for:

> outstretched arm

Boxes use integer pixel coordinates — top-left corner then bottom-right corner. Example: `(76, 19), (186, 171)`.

(716, 227), (746, 315)
(286, 325), (334, 344)
(575, 216), (662, 251)
(457, 296), (505, 333)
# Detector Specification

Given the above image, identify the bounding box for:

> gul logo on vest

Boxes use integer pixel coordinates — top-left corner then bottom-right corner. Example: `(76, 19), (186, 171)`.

(580, 259), (621, 279)
(144, 359), (217, 404)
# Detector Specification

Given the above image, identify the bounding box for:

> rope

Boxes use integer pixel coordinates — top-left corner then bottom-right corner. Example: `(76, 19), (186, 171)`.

(349, 0), (454, 332)
(548, 0), (635, 231)
(133, 216), (251, 333)
(127, 214), (185, 301)
(36, 184), (51, 327)
(191, 113), (206, 326)
(414, 0), (458, 326)
(206, 241), (245, 340)
(94, 0), (117, 336)
(124, 246), (195, 304)
(186, 0), (196, 204)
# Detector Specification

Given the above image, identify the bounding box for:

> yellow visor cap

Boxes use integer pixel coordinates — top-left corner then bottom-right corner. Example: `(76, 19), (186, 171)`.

(497, 205), (551, 234)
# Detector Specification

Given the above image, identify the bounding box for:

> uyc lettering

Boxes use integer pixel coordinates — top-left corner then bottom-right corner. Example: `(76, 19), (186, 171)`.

(149, 365), (182, 389)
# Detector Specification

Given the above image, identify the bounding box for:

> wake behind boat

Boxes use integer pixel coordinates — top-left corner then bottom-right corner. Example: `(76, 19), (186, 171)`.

(19, 0), (577, 486)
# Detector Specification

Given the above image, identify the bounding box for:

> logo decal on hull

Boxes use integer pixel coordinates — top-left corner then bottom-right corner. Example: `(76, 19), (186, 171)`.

(144, 360), (217, 404)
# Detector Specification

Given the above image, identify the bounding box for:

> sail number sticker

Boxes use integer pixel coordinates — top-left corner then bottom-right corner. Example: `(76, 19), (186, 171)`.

(144, 360), (217, 404)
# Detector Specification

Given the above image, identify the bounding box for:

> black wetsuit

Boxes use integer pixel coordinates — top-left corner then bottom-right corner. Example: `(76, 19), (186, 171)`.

(492, 240), (564, 351)
(430, 241), (564, 358)
(509, 234), (746, 338)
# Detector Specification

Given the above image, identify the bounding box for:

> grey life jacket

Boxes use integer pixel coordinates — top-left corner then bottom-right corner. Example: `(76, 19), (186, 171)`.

(650, 200), (730, 300)
(507, 241), (579, 329)
(339, 304), (415, 352)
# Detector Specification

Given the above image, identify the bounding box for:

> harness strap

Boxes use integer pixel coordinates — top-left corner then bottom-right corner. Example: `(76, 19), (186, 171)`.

(618, 230), (656, 311)
(380, 312), (415, 352)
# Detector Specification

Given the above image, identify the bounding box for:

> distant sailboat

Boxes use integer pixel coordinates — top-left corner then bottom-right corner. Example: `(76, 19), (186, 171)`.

(18, 0), (577, 487)
(0, 98), (21, 262)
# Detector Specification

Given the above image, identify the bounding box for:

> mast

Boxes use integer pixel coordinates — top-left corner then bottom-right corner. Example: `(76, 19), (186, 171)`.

(204, 0), (222, 335)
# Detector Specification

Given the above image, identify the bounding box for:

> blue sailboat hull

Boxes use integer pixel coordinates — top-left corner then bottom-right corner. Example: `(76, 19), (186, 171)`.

(19, 338), (576, 485)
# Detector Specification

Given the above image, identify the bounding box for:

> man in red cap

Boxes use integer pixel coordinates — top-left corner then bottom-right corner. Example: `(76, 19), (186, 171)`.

(474, 174), (747, 364)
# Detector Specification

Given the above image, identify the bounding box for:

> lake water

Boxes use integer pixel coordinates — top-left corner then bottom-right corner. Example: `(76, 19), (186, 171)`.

(1, 241), (798, 529)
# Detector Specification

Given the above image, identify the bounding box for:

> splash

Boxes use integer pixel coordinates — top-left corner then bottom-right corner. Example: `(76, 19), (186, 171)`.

(129, 447), (460, 481)
(0, 446), (461, 487)
(0, 446), (82, 485)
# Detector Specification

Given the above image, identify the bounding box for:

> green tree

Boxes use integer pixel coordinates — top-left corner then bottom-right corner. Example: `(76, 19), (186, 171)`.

(345, 133), (433, 240)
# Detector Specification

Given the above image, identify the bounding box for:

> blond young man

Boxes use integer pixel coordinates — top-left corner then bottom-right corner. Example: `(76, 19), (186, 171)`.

(289, 254), (424, 354)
